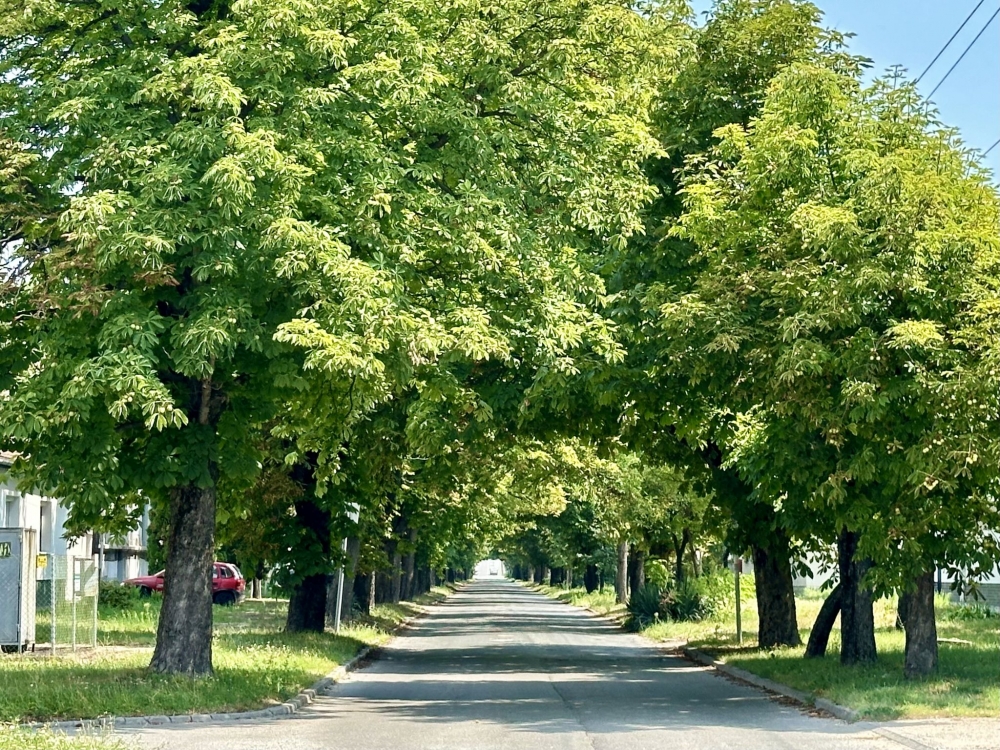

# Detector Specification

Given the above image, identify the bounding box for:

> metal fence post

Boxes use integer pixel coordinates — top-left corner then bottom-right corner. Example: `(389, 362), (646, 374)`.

(50, 525), (56, 657)
(71, 558), (77, 652)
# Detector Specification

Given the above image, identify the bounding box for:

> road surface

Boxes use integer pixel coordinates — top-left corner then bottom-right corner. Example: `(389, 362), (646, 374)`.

(131, 580), (950, 749)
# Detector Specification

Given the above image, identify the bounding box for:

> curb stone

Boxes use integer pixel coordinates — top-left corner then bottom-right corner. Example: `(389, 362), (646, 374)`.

(682, 647), (861, 723)
(19, 586), (464, 734)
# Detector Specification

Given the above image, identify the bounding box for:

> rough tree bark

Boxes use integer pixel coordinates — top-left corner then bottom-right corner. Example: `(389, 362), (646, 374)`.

(753, 533), (801, 648)
(838, 528), (877, 665)
(286, 498), (332, 633)
(149, 483), (216, 675)
(402, 528), (417, 600)
(903, 570), (938, 678)
(390, 550), (402, 603)
(896, 589), (911, 631)
(615, 541), (629, 604)
(805, 582), (843, 658)
(672, 529), (690, 583)
(628, 548), (646, 594)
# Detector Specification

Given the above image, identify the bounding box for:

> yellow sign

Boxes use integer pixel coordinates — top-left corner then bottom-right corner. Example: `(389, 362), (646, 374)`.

(36, 554), (48, 568)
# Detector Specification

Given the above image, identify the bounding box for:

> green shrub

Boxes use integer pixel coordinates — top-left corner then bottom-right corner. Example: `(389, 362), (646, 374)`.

(940, 602), (999, 621)
(644, 560), (670, 588)
(625, 584), (663, 631)
(661, 580), (710, 622)
(98, 581), (140, 610)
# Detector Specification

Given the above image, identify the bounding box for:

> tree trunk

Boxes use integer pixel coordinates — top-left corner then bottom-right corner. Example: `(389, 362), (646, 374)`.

(149, 484), (216, 675)
(565, 565), (573, 589)
(541, 565), (550, 585)
(628, 548), (646, 594)
(689, 545), (702, 578)
(752, 539), (801, 648)
(286, 498), (331, 633)
(838, 528), (877, 665)
(286, 573), (327, 632)
(368, 573), (376, 612)
(673, 529), (690, 583)
(390, 550), (402, 603)
(402, 528), (417, 600)
(615, 541), (629, 604)
(805, 582), (843, 658)
(903, 570), (938, 678)
(529, 565), (537, 583)
(584, 564), (599, 593)
(327, 536), (361, 625)
(896, 589), (911, 631)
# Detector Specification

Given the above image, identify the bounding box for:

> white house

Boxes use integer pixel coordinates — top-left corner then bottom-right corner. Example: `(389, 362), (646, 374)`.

(0, 451), (149, 582)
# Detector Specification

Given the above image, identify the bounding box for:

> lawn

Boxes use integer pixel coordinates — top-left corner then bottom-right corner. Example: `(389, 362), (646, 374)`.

(0, 587), (454, 723)
(0, 727), (134, 750)
(532, 584), (624, 618)
(536, 582), (1000, 719)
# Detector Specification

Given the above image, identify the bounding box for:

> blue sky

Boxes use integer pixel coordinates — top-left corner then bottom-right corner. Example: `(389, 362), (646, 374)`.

(692, 0), (1000, 177)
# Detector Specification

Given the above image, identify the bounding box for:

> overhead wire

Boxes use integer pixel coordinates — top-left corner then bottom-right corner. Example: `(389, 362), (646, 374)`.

(927, 5), (1000, 100)
(984, 138), (1000, 156)
(915, 0), (988, 84)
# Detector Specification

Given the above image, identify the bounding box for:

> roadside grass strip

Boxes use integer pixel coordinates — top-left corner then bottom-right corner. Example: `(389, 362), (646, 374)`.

(536, 584), (1000, 719)
(0, 587), (455, 724)
(0, 726), (134, 750)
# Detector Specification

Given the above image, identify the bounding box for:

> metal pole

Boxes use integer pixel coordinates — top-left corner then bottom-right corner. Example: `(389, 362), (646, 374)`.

(71, 559), (77, 652)
(333, 536), (348, 633)
(735, 558), (743, 646)
(50, 516), (56, 657)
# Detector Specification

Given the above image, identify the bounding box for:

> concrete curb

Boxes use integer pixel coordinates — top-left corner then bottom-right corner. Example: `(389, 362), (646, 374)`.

(22, 585), (462, 733)
(682, 647), (862, 723)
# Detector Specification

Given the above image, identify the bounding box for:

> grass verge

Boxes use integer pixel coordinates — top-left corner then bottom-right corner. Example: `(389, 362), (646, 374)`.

(535, 582), (1000, 719)
(0, 585), (457, 723)
(531, 584), (624, 618)
(0, 727), (134, 750)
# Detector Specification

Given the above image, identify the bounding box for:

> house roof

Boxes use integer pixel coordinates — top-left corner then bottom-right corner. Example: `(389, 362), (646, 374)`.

(0, 451), (18, 468)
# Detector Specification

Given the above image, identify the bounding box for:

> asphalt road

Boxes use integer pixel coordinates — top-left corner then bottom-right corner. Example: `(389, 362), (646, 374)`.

(133, 579), (915, 750)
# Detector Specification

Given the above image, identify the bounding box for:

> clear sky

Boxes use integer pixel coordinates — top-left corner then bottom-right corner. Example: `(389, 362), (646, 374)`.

(691, 0), (1000, 177)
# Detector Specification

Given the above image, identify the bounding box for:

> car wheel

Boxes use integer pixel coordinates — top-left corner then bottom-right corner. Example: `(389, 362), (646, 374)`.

(139, 586), (152, 598)
(213, 591), (236, 607)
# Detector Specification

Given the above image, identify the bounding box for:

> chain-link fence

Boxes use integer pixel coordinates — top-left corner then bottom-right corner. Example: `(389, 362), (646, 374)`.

(36, 553), (99, 652)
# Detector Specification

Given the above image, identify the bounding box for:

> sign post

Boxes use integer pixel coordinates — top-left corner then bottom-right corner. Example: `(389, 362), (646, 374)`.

(333, 503), (361, 633)
(735, 557), (743, 646)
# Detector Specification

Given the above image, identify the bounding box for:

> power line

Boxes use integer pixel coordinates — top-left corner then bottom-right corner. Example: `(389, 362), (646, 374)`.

(916, 0), (989, 84)
(927, 5), (1000, 100)
(985, 138), (1000, 156)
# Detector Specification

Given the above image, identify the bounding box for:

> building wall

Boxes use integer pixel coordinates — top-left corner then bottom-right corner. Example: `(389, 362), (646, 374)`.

(1, 464), (147, 582)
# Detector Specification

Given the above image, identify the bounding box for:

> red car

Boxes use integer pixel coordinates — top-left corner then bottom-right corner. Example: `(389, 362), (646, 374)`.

(125, 562), (245, 606)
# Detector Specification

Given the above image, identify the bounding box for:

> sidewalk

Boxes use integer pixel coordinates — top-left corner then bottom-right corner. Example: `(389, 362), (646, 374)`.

(874, 718), (1000, 750)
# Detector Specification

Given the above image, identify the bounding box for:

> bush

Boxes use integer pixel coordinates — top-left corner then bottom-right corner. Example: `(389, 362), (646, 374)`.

(625, 584), (663, 631)
(644, 559), (670, 589)
(98, 580), (140, 610)
(940, 602), (999, 621)
(661, 580), (711, 622)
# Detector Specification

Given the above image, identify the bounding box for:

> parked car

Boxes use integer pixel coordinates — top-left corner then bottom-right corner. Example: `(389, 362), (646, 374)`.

(124, 562), (245, 605)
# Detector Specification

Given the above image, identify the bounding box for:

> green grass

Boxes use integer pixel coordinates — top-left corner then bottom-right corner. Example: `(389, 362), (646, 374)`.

(0, 727), (133, 750)
(532, 584), (624, 618)
(0, 586), (456, 723)
(537, 582), (1000, 719)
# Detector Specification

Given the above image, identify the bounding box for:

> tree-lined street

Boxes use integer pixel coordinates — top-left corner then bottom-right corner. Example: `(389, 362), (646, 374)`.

(130, 581), (992, 750)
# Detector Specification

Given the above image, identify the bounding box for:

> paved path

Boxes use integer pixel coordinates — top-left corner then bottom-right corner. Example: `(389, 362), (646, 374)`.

(130, 580), (984, 750)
